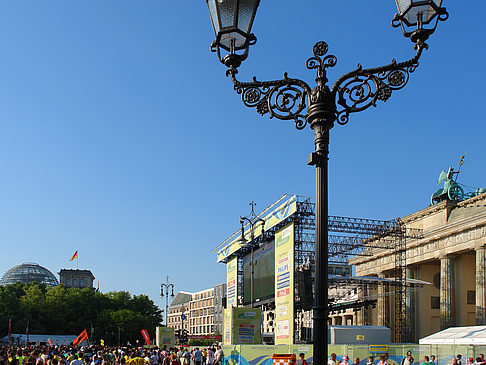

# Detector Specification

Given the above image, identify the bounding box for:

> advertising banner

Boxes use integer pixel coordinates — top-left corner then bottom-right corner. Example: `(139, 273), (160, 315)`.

(226, 257), (237, 308)
(232, 307), (262, 344)
(274, 222), (294, 345)
(156, 327), (174, 347)
(224, 307), (262, 345)
(223, 309), (232, 345)
(217, 195), (297, 262)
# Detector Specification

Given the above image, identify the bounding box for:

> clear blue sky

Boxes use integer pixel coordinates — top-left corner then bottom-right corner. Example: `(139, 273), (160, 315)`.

(0, 1), (484, 313)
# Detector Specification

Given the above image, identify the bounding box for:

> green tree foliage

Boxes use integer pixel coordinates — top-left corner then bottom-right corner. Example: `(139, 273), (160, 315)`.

(0, 283), (162, 345)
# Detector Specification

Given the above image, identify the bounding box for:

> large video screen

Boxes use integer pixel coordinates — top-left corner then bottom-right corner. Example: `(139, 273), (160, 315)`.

(242, 240), (275, 305)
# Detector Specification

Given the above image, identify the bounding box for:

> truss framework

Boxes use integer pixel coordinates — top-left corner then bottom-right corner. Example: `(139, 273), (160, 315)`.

(226, 195), (422, 343)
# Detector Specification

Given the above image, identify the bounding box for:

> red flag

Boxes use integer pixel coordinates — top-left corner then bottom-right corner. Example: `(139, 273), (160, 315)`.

(73, 329), (88, 346)
(48, 338), (52, 346)
(141, 329), (151, 346)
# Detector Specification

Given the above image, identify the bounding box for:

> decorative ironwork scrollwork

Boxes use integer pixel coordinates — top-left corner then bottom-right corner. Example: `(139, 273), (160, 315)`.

(224, 40), (427, 129)
(331, 43), (425, 125)
(227, 68), (311, 130)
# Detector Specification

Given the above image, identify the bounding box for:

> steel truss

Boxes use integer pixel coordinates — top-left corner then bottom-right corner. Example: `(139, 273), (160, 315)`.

(222, 195), (422, 344)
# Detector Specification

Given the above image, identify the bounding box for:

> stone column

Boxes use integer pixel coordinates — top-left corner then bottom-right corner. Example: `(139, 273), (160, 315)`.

(377, 273), (387, 327)
(440, 256), (455, 329)
(476, 246), (486, 325)
(357, 287), (366, 325)
(406, 266), (416, 342)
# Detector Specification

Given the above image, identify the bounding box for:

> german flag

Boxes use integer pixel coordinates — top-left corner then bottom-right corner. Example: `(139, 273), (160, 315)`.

(69, 251), (78, 262)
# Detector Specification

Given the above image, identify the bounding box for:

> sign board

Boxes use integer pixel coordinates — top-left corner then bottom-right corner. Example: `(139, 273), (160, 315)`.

(223, 307), (262, 345)
(226, 257), (237, 308)
(368, 345), (388, 353)
(274, 222), (294, 345)
(156, 327), (174, 348)
(357, 335), (365, 341)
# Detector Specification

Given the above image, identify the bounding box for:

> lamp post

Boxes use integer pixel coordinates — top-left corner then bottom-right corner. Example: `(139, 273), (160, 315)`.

(237, 201), (265, 308)
(204, 0), (448, 361)
(161, 275), (175, 327)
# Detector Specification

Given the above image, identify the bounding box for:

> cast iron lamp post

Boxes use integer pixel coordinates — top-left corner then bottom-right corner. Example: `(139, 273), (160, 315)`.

(237, 201), (265, 308)
(205, 0), (448, 360)
(160, 276), (175, 327)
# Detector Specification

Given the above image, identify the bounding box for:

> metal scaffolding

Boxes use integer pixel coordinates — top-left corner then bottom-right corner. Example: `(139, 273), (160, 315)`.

(216, 195), (423, 344)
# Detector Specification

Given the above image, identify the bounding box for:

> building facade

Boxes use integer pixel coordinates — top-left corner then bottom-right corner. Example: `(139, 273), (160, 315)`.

(167, 292), (192, 332)
(58, 269), (95, 289)
(189, 287), (216, 335)
(213, 283), (226, 335)
(349, 193), (486, 341)
(167, 284), (226, 336)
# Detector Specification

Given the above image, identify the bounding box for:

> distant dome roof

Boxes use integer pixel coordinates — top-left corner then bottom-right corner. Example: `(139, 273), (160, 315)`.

(0, 263), (59, 287)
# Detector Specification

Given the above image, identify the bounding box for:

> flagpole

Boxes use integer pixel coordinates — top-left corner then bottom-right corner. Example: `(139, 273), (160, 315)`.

(76, 254), (79, 270)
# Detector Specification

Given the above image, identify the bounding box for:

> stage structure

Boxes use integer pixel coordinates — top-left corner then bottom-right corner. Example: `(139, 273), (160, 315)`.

(212, 195), (423, 343)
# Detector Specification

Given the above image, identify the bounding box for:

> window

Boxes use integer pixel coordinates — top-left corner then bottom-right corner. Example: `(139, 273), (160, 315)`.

(431, 296), (440, 309)
(73, 279), (77, 286)
(467, 290), (476, 305)
(80, 279), (85, 287)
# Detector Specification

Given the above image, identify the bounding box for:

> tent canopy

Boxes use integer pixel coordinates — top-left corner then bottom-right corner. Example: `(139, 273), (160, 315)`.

(419, 326), (486, 345)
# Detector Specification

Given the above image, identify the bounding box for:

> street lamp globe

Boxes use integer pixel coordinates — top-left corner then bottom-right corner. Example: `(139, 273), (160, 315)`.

(206, 0), (260, 67)
(393, 0), (448, 41)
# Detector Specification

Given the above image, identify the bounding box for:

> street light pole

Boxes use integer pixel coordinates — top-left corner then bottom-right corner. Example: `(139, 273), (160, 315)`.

(161, 275), (175, 327)
(204, 0), (448, 362)
(238, 201), (265, 308)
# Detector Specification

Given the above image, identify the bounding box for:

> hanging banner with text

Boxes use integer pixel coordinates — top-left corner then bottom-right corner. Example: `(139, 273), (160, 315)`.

(226, 256), (237, 308)
(217, 195), (297, 262)
(274, 222), (294, 345)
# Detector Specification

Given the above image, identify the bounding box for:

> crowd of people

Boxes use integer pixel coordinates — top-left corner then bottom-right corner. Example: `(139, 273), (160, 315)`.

(0, 345), (224, 365)
(328, 353), (486, 365)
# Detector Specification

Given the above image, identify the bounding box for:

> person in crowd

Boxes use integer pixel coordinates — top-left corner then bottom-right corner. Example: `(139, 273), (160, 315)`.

(296, 354), (307, 365)
(430, 355), (436, 365)
(366, 356), (374, 365)
(352, 358), (359, 365)
(421, 356), (430, 365)
(329, 354), (337, 365)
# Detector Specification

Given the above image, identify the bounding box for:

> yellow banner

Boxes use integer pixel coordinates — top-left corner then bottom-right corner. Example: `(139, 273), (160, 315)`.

(217, 195), (297, 262)
(223, 308), (232, 345)
(274, 222), (294, 345)
(226, 257), (237, 308)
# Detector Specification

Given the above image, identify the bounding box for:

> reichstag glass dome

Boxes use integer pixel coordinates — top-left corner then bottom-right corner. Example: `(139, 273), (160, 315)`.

(0, 263), (59, 286)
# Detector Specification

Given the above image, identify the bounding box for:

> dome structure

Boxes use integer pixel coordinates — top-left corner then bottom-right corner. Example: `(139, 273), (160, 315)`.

(0, 263), (59, 287)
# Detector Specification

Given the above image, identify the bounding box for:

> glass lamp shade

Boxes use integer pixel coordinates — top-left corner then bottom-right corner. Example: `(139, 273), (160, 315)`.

(395, 0), (443, 26)
(206, 0), (260, 52)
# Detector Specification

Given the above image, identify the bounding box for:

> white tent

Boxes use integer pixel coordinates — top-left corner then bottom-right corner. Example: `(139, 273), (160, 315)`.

(419, 326), (486, 345)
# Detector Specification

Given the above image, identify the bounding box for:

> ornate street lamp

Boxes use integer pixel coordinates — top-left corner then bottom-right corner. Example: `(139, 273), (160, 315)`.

(205, 0), (448, 361)
(236, 201), (265, 308)
(161, 276), (175, 327)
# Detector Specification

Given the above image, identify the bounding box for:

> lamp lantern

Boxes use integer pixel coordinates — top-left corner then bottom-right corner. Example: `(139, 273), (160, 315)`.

(206, 0), (260, 67)
(393, 0), (448, 42)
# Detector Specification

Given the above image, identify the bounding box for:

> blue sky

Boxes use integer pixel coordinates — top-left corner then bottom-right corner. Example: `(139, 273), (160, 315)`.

(0, 1), (484, 314)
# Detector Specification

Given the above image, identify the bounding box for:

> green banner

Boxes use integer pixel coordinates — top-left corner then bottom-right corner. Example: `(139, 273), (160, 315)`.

(275, 222), (294, 345)
(224, 307), (262, 345)
(156, 327), (174, 347)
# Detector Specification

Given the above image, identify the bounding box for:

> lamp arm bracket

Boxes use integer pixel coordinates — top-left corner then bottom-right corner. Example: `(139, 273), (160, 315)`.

(226, 67), (311, 130)
(330, 42), (426, 126)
